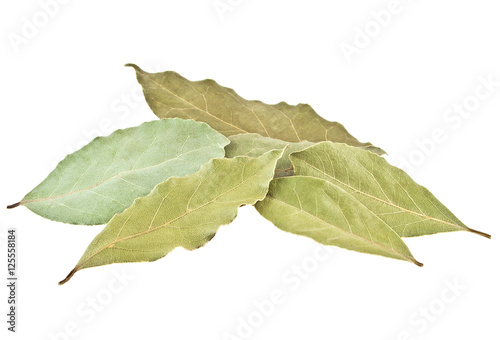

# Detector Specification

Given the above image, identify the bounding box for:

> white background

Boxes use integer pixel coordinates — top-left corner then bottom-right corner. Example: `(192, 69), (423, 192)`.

(1, 0), (499, 339)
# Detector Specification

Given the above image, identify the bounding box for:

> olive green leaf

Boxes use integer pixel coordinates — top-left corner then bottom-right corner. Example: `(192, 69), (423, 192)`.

(225, 133), (314, 177)
(59, 149), (284, 285)
(290, 142), (490, 238)
(255, 176), (422, 266)
(126, 64), (385, 155)
(8, 119), (229, 225)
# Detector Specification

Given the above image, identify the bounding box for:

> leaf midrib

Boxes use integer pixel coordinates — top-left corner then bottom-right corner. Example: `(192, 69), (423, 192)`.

(22, 145), (219, 206)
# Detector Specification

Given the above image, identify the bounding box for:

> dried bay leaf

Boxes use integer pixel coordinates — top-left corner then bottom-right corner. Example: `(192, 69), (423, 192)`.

(8, 119), (229, 225)
(255, 176), (422, 266)
(225, 134), (382, 177)
(225, 133), (314, 177)
(59, 149), (284, 285)
(126, 64), (385, 155)
(290, 142), (490, 238)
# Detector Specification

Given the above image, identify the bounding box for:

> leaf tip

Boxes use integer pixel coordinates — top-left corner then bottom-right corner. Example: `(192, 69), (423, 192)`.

(58, 268), (77, 286)
(124, 63), (144, 74)
(6, 202), (21, 209)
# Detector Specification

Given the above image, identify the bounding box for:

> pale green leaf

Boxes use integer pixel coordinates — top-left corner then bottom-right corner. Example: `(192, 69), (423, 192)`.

(126, 64), (385, 155)
(8, 119), (229, 225)
(290, 142), (490, 238)
(59, 149), (284, 284)
(255, 176), (422, 266)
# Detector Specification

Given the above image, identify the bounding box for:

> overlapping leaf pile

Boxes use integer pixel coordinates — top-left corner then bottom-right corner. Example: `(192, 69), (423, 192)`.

(8, 65), (490, 285)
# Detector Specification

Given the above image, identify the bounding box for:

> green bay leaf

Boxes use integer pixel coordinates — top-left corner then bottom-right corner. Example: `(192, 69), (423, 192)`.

(126, 64), (385, 155)
(9, 119), (229, 225)
(59, 149), (284, 285)
(290, 142), (490, 238)
(255, 176), (422, 266)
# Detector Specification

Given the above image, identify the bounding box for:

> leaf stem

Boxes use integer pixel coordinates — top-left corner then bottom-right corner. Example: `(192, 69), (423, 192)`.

(58, 268), (77, 286)
(468, 228), (492, 239)
(6, 202), (21, 209)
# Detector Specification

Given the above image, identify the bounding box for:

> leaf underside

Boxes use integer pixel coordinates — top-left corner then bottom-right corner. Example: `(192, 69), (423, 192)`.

(10, 119), (229, 225)
(255, 176), (422, 266)
(290, 142), (490, 238)
(59, 149), (285, 285)
(126, 64), (385, 155)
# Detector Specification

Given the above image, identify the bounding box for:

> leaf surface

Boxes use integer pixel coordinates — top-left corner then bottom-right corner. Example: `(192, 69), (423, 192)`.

(59, 149), (284, 284)
(255, 176), (422, 266)
(225, 133), (314, 177)
(9, 119), (229, 225)
(290, 142), (490, 238)
(126, 64), (385, 155)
